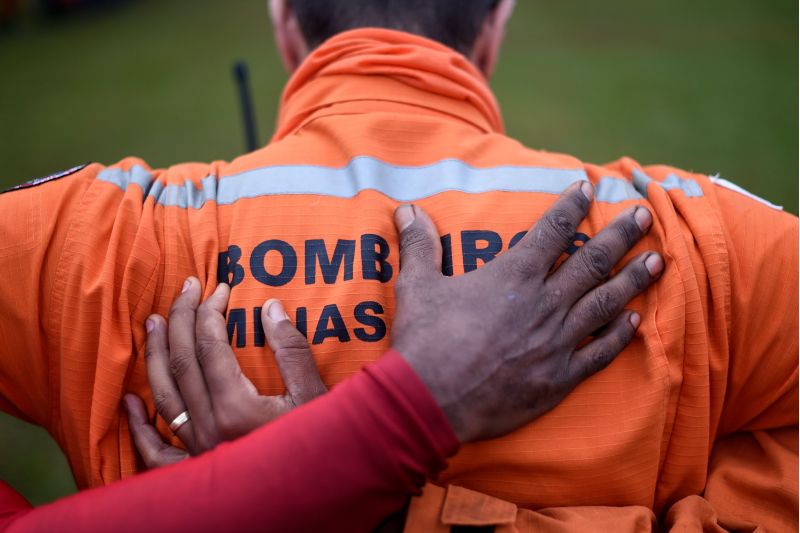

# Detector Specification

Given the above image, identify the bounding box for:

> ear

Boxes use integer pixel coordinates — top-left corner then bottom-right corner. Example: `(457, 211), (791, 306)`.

(470, 0), (515, 78)
(268, 0), (310, 72)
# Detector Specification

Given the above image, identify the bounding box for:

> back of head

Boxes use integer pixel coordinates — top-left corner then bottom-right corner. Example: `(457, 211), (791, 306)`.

(289, 0), (500, 55)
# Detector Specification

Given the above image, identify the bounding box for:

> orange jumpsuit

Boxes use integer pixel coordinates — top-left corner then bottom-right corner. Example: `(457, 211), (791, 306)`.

(0, 29), (796, 531)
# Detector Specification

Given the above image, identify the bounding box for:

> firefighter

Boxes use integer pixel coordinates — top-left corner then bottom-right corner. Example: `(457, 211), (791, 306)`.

(0, 0), (795, 530)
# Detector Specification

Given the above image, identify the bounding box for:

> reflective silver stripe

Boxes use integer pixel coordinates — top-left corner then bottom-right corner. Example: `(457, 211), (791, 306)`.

(97, 166), (154, 193)
(215, 158), (587, 204)
(595, 177), (644, 204)
(709, 174), (782, 210)
(632, 169), (704, 198)
(97, 157), (647, 208)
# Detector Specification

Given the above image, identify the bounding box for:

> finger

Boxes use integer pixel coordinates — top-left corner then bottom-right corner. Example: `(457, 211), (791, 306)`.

(501, 181), (593, 278)
(124, 394), (189, 469)
(549, 205), (653, 301)
(145, 314), (195, 451)
(394, 204), (443, 279)
(194, 283), (245, 399)
(563, 252), (663, 342)
(567, 311), (640, 385)
(262, 299), (327, 405)
(167, 276), (218, 450)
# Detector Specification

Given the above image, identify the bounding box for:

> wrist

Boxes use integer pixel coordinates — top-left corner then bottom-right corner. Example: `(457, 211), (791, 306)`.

(390, 346), (471, 444)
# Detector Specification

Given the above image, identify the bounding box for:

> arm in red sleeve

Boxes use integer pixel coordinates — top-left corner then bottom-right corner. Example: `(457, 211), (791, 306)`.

(0, 351), (459, 533)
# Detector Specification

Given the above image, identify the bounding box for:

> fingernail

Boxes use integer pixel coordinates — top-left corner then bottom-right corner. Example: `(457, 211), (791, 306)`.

(267, 300), (290, 322)
(629, 312), (641, 329)
(145, 318), (155, 333)
(634, 207), (652, 231)
(580, 182), (594, 201)
(645, 253), (664, 276)
(395, 204), (416, 231)
(181, 278), (192, 294)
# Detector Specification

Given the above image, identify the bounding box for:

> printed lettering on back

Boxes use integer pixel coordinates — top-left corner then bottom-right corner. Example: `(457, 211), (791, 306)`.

(219, 230), (592, 348)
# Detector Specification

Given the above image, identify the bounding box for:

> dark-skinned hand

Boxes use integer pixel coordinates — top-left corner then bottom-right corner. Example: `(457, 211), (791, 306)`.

(391, 181), (663, 442)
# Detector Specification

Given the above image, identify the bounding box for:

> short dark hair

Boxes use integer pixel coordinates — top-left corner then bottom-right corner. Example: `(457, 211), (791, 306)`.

(289, 0), (500, 54)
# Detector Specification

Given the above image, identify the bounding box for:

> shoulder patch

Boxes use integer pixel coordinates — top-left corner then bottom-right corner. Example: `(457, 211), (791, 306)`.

(2, 163), (90, 194)
(709, 174), (783, 211)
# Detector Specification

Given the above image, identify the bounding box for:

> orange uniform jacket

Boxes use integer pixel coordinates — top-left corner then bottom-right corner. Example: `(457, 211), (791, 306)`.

(0, 29), (796, 532)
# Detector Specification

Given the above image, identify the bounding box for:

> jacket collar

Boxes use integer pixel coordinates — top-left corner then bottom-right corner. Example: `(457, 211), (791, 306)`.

(273, 28), (504, 141)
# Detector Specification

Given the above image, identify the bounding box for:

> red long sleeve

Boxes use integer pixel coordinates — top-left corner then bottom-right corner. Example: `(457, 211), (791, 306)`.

(0, 351), (459, 533)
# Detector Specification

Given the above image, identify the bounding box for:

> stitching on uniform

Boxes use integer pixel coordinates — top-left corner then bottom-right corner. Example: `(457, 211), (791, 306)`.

(46, 165), (99, 441)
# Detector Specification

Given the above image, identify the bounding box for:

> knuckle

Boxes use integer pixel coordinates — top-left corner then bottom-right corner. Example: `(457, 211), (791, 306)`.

(541, 209), (575, 243)
(168, 302), (181, 318)
(168, 348), (196, 380)
(168, 305), (195, 324)
(626, 263), (649, 292)
(194, 337), (227, 366)
(214, 410), (238, 439)
(534, 288), (563, 317)
(276, 345), (312, 366)
(588, 287), (621, 323)
(508, 255), (539, 279)
(587, 349), (614, 375)
(195, 302), (213, 323)
(282, 331), (311, 351)
(152, 391), (172, 416)
(400, 227), (431, 253)
(523, 372), (566, 410)
(580, 244), (612, 280)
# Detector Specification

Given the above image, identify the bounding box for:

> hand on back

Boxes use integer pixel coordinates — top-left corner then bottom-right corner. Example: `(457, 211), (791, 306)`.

(125, 181), (663, 467)
(391, 181), (662, 441)
(124, 283), (326, 467)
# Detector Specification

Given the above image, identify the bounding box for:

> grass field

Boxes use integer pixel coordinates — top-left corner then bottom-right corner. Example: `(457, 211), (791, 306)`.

(0, 0), (797, 505)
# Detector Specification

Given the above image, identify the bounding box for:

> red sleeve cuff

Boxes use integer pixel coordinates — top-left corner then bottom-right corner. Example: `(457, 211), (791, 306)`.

(367, 350), (460, 469)
(0, 350), (460, 533)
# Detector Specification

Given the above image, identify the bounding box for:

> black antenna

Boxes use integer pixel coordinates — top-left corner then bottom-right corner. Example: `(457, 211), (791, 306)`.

(233, 61), (259, 152)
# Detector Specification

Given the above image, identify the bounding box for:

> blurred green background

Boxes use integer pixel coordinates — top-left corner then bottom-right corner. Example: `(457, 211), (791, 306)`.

(0, 0), (796, 506)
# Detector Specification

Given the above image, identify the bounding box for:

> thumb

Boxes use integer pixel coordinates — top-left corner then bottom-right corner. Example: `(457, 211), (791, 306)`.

(261, 299), (327, 405)
(393, 204), (443, 277)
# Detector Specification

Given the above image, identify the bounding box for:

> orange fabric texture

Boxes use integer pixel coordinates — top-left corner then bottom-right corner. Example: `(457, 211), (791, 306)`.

(0, 29), (796, 531)
(405, 483), (659, 533)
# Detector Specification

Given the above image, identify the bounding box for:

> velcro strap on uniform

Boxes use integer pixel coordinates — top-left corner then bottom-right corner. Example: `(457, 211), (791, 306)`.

(404, 483), (519, 532)
(441, 485), (518, 527)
